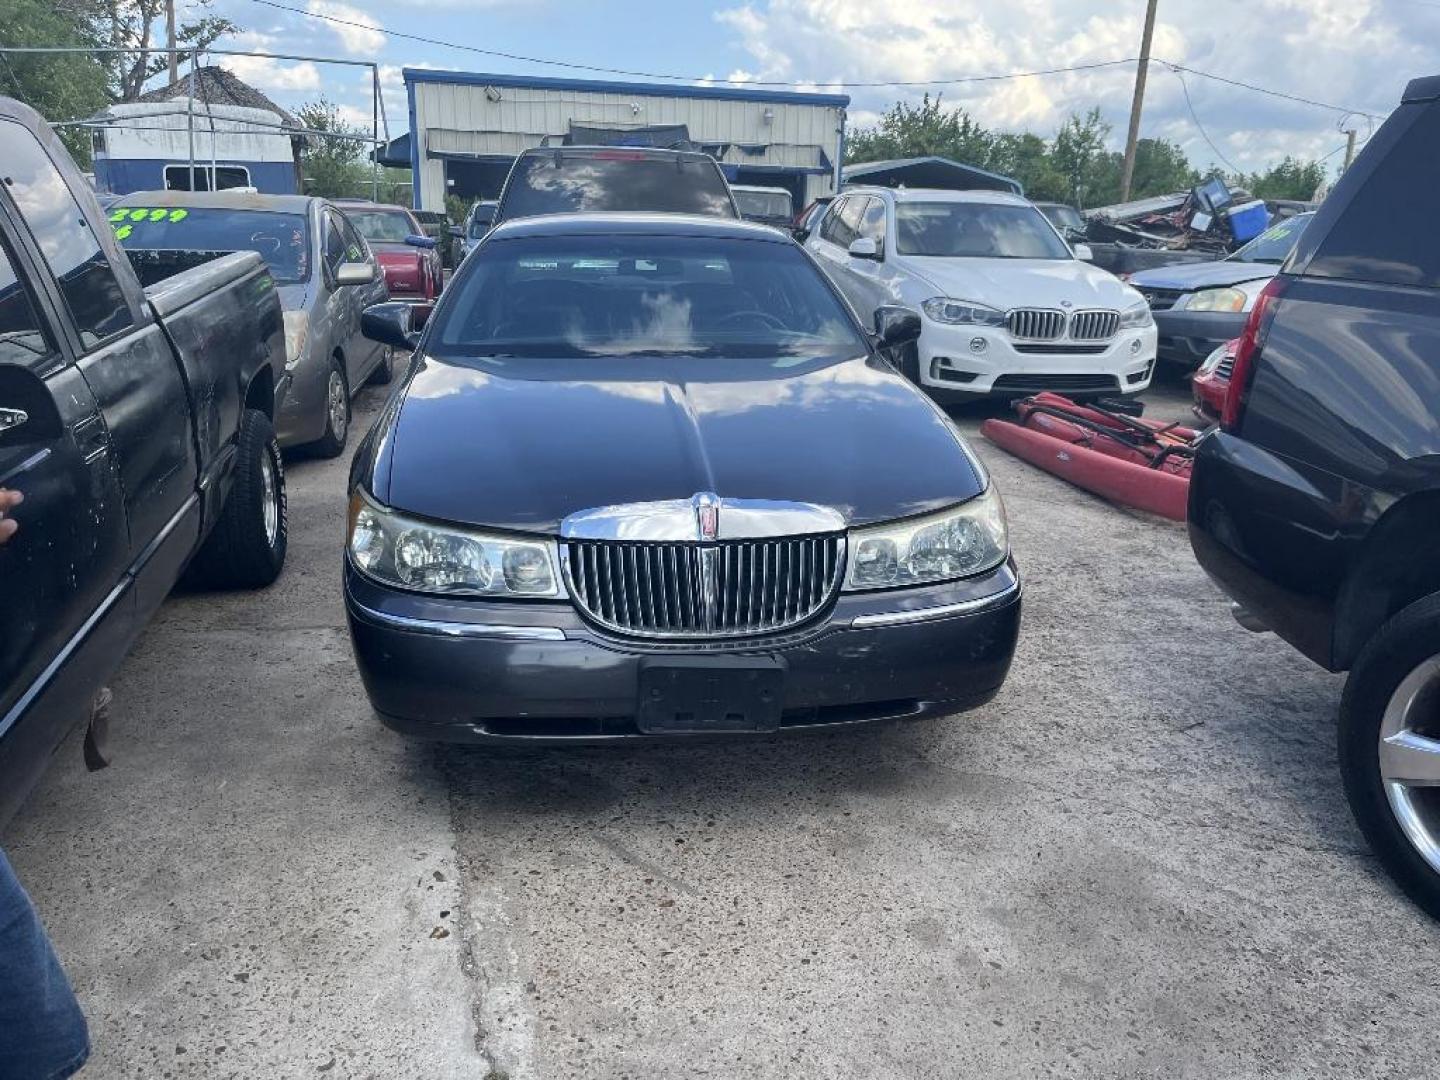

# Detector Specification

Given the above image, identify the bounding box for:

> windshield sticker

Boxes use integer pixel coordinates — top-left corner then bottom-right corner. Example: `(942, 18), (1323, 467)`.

(109, 207), (190, 231)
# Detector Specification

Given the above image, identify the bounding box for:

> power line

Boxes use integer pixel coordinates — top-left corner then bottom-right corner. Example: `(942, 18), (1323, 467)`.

(245, 0), (1138, 89)
(1167, 65), (1241, 174)
(1158, 61), (1385, 119)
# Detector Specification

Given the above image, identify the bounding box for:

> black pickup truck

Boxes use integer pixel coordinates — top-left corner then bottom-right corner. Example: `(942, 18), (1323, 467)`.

(0, 98), (288, 826)
(1189, 75), (1440, 917)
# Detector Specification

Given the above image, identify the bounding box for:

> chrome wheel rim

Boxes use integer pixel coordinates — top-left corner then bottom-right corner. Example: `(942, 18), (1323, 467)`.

(1379, 655), (1440, 874)
(259, 448), (279, 547)
(327, 370), (347, 441)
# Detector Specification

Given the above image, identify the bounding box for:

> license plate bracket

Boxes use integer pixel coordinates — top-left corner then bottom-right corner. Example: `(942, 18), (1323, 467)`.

(636, 656), (785, 734)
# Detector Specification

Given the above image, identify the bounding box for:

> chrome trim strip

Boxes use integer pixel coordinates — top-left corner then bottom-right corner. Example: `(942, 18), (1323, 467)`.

(562, 494), (846, 542)
(850, 579), (1020, 628)
(350, 600), (566, 640)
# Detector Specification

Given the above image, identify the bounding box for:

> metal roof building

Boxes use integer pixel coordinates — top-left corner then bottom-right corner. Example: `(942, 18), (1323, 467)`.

(403, 69), (849, 212)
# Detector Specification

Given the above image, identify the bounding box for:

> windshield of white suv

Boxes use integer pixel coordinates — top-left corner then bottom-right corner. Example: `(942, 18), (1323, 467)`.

(896, 202), (1073, 259)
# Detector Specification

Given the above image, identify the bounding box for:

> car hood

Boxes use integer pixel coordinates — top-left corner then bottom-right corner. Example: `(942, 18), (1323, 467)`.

(366, 353), (983, 533)
(1129, 258), (1280, 291)
(905, 257), (1141, 310)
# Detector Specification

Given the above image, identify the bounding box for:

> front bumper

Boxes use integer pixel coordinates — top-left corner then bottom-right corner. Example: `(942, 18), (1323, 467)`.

(344, 559), (1022, 742)
(1154, 309), (1246, 367)
(916, 320), (1156, 397)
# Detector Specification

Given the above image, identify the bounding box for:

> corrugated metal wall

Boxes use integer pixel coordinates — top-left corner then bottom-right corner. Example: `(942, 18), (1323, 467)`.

(412, 80), (842, 210)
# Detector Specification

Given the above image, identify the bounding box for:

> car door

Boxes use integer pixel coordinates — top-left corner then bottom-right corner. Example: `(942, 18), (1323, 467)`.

(842, 196), (893, 322)
(335, 211), (386, 379)
(814, 197), (870, 315)
(318, 208), (364, 390)
(0, 207), (131, 813)
(1, 118), (198, 621)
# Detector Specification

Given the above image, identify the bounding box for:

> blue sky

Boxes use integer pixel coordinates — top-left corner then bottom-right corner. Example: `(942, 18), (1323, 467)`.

(196, 0), (1440, 172)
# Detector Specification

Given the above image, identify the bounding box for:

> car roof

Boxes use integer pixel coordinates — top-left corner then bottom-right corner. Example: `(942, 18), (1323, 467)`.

(486, 212), (790, 243)
(731, 184), (791, 195)
(515, 145), (713, 162)
(334, 201), (414, 213)
(114, 190), (317, 212)
(844, 186), (1031, 207)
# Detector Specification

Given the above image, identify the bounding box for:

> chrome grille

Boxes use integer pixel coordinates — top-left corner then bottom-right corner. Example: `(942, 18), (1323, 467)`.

(1068, 309), (1120, 340)
(1006, 308), (1065, 341)
(564, 536), (844, 638)
(1138, 287), (1184, 311)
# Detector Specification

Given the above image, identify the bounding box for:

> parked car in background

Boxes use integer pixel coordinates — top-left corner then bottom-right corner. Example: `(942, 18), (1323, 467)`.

(114, 191), (392, 457)
(806, 187), (1155, 400)
(1034, 201), (1086, 241)
(1190, 338), (1236, 424)
(410, 208), (455, 269)
(1129, 212), (1314, 367)
(1188, 75), (1440, 918)
(731, 184), (794, 230)
(0, 98), (288, 825)
(338, 201), (443, 304)
(493, 146), (739, 225)
(793, 194), (833, 240)
(347, 213), (1020, 742)
(455, 199), (497, 261)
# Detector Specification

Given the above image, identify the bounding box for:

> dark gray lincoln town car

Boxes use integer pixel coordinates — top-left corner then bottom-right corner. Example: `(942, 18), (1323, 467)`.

(344, 213), (1021, 741)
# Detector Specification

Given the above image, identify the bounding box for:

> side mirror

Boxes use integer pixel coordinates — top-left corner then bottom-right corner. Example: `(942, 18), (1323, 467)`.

(1073, 243), (1094, 262)
(334, 261), (375, 287)
(361, 301), (431, 351)
(873, 305), (921, 349)
(404, 233), (438, 250)
(848, 236), (881, 261)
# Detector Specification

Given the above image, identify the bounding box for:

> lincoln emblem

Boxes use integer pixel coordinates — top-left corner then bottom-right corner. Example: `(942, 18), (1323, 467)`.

(694, 492), (719, 542)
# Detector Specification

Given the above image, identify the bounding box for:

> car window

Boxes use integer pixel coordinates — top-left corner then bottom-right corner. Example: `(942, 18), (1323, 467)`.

(859, 198), (887, 246)
(113, 206), (311, 284)
(323, 214), (347, 274)
(819, 197), (847, 246)
(499, 151), (736, 219)
(336, 215), (369, 264)
(0, 231), (58, 373)
(822, 197), (861, 248)
(346, 209), (415, 244)
(1306, 106), (1440, 289)
(894, 201), (1073, 259)
(1, 120), (134, 349)
(734, 190), (793, 219)
(432, 235), (866, 361)
(163, 164), (251, 192)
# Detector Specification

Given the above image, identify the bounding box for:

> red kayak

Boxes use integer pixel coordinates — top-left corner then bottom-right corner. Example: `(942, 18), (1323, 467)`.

(980, 392), (1200, 521)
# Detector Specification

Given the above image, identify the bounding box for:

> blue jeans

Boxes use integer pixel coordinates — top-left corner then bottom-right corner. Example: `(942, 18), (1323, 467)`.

(0, 848), (89, 1079)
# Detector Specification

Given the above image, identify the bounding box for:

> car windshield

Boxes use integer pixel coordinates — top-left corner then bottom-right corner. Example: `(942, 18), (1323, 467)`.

(468, 207), (495, 237)
(1230, 213), (1312, 264)
(110, 205), (310, 283)
(1039, 204), (1085, 233)
(895, 202), (1073, 259)
(500, 152), (737, 219)
(734, 190), (793, 219)
(431, 234), (865, 360)
(346, 209), (415, 244)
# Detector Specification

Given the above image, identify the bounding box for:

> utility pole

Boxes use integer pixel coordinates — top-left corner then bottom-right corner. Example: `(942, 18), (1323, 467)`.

(166, 0), (178, 84)
(1119, 0), (1159, 203)
(1342, 128), (1357, 171)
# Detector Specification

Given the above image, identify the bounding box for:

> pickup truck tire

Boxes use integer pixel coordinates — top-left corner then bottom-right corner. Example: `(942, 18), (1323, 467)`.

(310, 359), (350, 458)
(188, 409), (288, 590)
(367, 346), (395, 386)
(1338, 592), (1440, 919)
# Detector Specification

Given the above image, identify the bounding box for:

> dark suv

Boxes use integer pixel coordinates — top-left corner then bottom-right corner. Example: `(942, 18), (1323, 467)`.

(1188, 75), (1440, 917)
(494, 146), (739, 225)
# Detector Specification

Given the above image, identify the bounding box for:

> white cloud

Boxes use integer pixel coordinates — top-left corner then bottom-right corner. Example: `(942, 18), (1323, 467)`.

(712, 0), (1440, 170)
(218, 32), (322, 93)
(306, 0), (387, 54)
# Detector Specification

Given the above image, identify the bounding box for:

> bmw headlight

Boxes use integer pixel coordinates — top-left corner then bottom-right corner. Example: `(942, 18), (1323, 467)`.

(283, 310), (310, 372)
(1118, 299), (1154, 329)
(1181, 286), (1247, 313)
(921, 298), (1005, 327)
(347, 492), (563, 597)
(843, 487), (1008, 591)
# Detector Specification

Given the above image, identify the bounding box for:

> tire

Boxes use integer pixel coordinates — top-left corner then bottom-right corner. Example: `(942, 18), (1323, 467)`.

(1338, 592), (1440, 919)
(309, 357), (350, 458)
(187, 409), (287, 590)
(367, 345), (394, 386)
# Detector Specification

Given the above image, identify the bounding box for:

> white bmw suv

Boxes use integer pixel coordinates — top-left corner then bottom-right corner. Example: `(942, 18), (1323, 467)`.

(805, 187), (1157, 399)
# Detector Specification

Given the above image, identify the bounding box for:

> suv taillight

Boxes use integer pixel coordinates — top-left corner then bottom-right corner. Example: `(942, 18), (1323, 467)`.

(1221, 276), (1288, 432)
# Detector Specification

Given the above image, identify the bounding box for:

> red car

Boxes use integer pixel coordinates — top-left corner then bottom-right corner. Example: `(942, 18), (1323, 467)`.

(1191, 337), (1238, 423)
(337, 201), (443, 302)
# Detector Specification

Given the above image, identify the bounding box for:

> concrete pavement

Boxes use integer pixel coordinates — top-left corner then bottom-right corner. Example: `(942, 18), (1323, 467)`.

(7, 375), (1438, 1078)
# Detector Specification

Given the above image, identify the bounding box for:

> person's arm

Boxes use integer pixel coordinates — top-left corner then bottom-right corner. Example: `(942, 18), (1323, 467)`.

(0, 488), (22, 544)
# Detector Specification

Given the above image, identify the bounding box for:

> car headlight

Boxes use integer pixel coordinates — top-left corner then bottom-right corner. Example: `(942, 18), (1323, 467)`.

(843, 487), (1008, 591)
(283, 310), (309, 372)
(1181, 287), (1247, 313)
(921, 298), (1005, 327)
(1118, 299), (1154, 328)
(347, 492), (563, 597)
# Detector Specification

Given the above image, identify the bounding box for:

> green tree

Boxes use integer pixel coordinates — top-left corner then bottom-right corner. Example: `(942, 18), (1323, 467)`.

(1236, 156), (1327, 201)
(0, 0), (110, 162)
(1050, 108), (1111, 208)
(987, 131), (1068, 202)
(89, 0), (237, 102)
(846, 94), (993, 168)
(296, 98), (372, 198)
